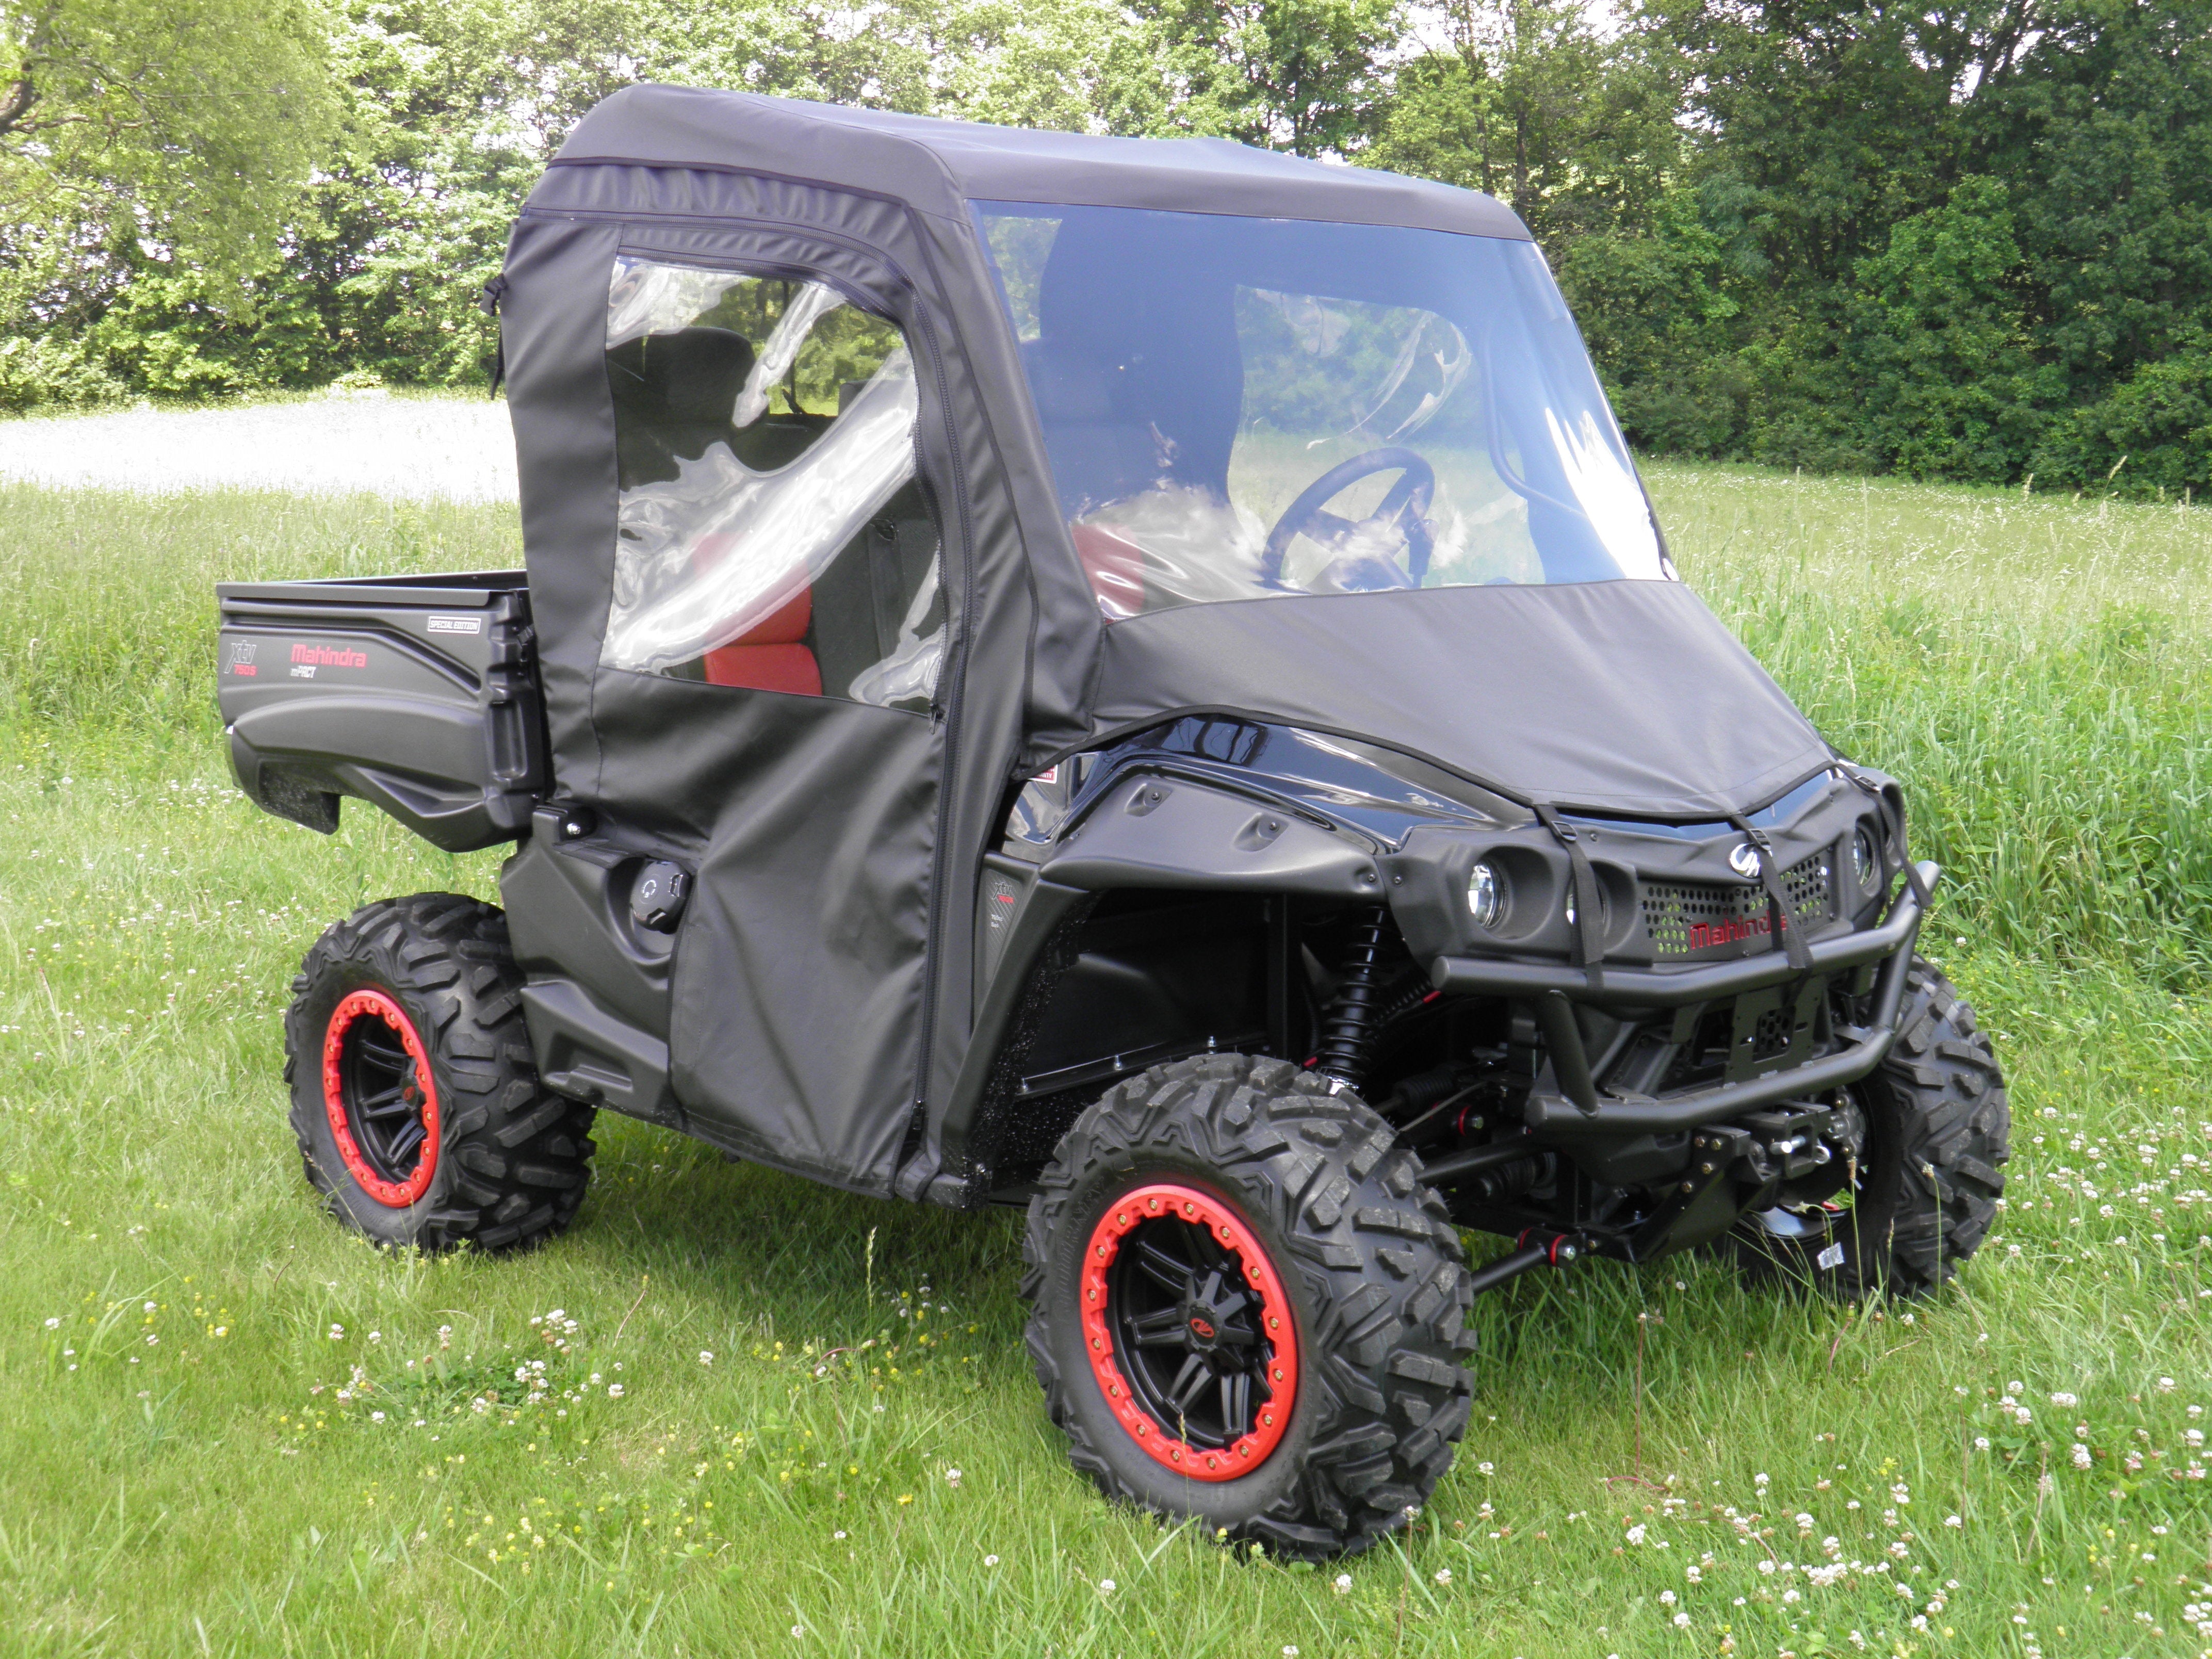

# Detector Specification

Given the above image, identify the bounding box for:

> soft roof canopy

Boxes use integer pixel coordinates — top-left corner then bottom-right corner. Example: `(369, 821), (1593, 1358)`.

(552, 85), (1533, 239)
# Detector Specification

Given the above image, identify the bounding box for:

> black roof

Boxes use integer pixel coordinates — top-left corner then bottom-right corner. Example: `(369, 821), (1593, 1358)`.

(552, 85), (1533, 240)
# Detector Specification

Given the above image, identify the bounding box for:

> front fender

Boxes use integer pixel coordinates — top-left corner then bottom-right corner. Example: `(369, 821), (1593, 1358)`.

(1036, 774), (1384, 898)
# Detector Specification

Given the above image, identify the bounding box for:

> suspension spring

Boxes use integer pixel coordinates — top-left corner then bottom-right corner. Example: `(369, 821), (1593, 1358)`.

(1312, 905), (1391, 1091)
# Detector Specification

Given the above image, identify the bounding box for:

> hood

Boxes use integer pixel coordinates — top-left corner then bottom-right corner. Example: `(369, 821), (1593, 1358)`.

(1085, 579), (1833, 820)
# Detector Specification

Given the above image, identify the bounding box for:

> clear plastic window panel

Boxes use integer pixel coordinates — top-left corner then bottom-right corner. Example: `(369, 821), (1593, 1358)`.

(977, 205), (1670, 620)
(599, 256), (945, 709)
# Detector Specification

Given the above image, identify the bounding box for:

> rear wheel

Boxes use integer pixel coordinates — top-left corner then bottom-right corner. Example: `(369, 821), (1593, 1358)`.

(1729, 957), (2007, 1297)
(284, 893), (595, 1253)
(1023, 1054), (1474, 1559)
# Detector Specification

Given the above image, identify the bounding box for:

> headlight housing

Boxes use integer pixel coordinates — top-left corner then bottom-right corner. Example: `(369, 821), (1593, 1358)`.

(1851, 824), (1880, 890)
(1467, 860), (1506, 930)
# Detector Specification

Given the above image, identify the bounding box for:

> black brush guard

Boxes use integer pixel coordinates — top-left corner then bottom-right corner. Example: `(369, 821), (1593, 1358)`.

(1426, 862), (1936, 1141)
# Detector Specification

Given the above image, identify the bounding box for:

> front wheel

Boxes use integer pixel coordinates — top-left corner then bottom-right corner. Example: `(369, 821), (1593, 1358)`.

(1022, 1055), (1474, 1559)
(1730, 957), (2008, 1297)
(283, 893), (596, 1254)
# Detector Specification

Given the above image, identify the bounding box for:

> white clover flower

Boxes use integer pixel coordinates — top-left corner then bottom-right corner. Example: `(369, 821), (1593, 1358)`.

(1944, 1515), (1963, 1528)
(1660, 1590), (1677, 1605)
(790, 1625), (803, 1639)
(43, 1317), (60, 1329)
(1098, 1579), (1115, 1593)
(2072, 1443), (2093, 1469)
(2158, 1376), (2176, 1392)
(367, 1331), (382, 1344)
(983, 1553), (997, 1566)
(1333, 1573), (1353, 1595)
(699, 1351), (714, 1365)
(1673, 1612), (1691, 1628)
(2050, 1391), (2077, 1407)
(1626, 1524), (1647, 1545)
(1477, 1460), (1494, 1474)
(1974, 1436), (1991, 1451)
(1433, 1568), (1451, 1586)
(370, 1411), (385, 1423)
(1753, 1472), (1769, 1487)
(945, 1468), (963, 1488)
(328, 1324), (344, 1340)
(607, 1382), (624, 1398)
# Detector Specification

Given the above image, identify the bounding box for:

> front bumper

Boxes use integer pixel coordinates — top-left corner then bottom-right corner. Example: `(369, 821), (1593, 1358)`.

(1429, 862), (1936, 1135)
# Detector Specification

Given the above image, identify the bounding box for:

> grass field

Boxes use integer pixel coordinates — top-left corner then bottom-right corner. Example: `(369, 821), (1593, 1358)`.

(2, 466), (2209, 1657)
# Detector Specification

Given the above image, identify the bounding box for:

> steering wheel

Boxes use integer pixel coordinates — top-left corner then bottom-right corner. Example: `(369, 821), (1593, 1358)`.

(1260, 447), (1437, 591)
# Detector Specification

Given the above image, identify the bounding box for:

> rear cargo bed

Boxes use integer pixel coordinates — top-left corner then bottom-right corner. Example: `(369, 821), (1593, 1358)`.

(215, 572), (545, 851)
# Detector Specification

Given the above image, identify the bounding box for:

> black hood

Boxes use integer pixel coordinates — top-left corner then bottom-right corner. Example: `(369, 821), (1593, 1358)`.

(1087, 579), (1833, 819)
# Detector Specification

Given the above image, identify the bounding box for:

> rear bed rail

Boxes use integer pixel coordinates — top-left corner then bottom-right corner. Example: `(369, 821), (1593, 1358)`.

(215, 571), (545, 851)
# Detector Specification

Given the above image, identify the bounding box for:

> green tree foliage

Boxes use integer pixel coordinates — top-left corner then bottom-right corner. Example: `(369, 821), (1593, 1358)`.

(1099, 0), (1401, 154)
(0, 0), (336, 404)
(1, 0), (2206, 498)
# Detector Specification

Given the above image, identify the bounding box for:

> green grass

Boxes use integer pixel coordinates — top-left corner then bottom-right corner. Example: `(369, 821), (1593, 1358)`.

(2, 466), (2209, 1657)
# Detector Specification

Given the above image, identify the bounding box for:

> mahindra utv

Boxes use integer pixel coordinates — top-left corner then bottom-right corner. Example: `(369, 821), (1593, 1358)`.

(215, 87), (2009, 1558)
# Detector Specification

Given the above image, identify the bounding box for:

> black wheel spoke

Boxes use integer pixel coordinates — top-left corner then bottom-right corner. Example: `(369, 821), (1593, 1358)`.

(1219, 1371), (1251, 1440)
(1165, 1353), (1210, 1416)
(1126, 1308), (1190, 1347)
(1134, 1239), (1194, 1295)
(356, 1032), (408, 1067)
(385, 1120), (426, 1164)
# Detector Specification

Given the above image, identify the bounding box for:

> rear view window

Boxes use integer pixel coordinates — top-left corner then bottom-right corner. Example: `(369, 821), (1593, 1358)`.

(975, 204), (1669, 621)
(598, 257), (944, 710)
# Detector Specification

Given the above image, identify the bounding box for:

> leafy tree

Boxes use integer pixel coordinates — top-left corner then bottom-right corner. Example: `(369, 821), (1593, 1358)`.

(1100, 0), (1402, 155)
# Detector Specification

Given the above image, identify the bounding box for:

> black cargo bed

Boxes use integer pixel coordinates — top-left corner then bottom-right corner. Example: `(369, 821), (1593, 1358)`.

(215, 571), (545, 851)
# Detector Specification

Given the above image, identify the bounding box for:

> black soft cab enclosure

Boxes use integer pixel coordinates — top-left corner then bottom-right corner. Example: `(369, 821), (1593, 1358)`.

(220, 88), (2008, 1560)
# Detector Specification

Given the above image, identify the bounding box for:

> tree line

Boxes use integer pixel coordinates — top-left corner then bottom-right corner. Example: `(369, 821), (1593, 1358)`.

(3, 0), (2206, 495)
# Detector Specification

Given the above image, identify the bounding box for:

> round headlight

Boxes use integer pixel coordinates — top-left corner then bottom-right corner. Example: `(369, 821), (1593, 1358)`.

(1851, 825), (1880, 890)
(1467, 860), (1506, 929)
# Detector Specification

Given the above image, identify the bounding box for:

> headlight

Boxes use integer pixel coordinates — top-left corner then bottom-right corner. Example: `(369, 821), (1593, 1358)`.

(1851, 825), (1880, 889)
(1467, 860), (1506, 929)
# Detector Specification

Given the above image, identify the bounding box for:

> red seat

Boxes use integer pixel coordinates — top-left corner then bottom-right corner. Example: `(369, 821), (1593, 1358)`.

(1071, 521), (1145, 619)
(702, 588), (821, 695)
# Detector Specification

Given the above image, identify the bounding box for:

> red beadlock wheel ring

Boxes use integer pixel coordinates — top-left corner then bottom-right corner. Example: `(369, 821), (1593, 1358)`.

(321, 987), (441, 1208)
(1080, 1182), (1300, 1482)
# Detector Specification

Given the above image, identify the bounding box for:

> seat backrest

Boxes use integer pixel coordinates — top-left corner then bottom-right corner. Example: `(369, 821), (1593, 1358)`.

(702, 586), (821, 696)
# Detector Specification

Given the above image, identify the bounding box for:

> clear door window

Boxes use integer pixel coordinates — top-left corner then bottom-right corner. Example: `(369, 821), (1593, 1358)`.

(600, 257), (945, 710)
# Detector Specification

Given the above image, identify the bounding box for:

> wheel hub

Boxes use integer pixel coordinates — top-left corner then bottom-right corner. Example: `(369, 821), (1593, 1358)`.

(1080, 1182), (1298, 1482)
(321, 987), (441, 1208)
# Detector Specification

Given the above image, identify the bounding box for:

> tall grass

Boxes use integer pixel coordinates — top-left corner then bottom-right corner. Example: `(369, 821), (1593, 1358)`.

(1660, 465), (2212, 983)
(0, 465), (2208, 1655)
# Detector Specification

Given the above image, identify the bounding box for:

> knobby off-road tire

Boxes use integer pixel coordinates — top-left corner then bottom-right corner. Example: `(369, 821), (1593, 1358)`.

(283, 893), (596, 1253)
(1732, 957), (2008, 1298)
(1022, 1054), (1475, 1559)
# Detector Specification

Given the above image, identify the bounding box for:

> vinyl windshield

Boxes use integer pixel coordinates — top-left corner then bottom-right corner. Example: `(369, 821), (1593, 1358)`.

(974, 202), (1671, 619)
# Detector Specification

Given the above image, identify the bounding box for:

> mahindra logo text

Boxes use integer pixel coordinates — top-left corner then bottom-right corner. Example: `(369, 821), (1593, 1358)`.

(291, 643), (367, 668)
(1687, 912), (1789, 950)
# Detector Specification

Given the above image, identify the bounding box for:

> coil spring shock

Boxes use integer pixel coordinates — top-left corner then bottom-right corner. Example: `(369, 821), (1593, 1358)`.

(1312, 905), (1390, 1091)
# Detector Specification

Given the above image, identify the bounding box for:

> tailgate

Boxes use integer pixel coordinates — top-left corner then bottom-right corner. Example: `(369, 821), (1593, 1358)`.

(215, 571), (545, 851)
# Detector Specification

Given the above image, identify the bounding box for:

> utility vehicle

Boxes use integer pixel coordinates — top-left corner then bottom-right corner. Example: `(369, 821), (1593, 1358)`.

(216, 88), (2008, 1558)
